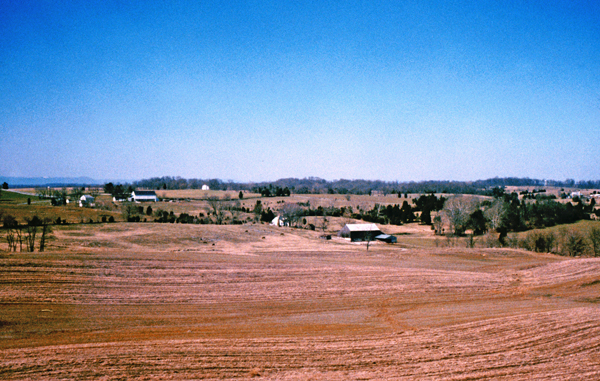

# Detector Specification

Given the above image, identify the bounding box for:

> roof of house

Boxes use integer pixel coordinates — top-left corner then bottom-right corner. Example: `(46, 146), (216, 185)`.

(342, 223), (380, 232)
(133, 190), (157, 196)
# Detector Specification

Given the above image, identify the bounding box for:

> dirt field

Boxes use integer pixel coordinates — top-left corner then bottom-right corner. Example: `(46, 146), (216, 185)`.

(1, 222), (600, 380)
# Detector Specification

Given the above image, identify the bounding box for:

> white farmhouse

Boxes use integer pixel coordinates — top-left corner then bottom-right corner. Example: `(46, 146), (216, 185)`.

(201, 184), (210, 191)
(79, 195), (95, 207)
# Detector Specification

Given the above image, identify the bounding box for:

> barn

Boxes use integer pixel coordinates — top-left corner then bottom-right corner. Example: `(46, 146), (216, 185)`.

(338, 223), (382, 242)
(130, 190), (158, 202)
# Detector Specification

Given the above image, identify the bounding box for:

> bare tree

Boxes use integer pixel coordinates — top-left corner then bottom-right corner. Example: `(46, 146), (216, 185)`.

(4, 214), (20, 252)
(207, 197), (223, 224)
(280, 203), (303, 227)
(442, 197), (475, 236)
(484, 199), (506, 231)
(24, 216), (42, 252)
(321, 205), (329, 232)
(433, 215), (444, 235)
(365, 225), (375, 251)
(16, 226), (23, 252)
(6, 229), (16, 252)
(39, 218), (53, 252)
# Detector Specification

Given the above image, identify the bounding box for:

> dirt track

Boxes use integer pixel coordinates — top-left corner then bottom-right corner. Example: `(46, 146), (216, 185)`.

(1, 223), (599, 379)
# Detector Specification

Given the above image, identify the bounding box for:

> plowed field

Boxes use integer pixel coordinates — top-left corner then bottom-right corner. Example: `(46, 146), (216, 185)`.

(1, 223), (599, 379)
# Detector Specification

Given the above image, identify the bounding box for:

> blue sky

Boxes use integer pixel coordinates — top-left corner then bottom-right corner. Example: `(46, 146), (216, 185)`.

(1, 1), (599, 182)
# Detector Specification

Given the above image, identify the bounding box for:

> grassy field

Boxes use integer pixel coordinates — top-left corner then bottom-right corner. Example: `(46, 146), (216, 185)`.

(1, 191), (600, 379)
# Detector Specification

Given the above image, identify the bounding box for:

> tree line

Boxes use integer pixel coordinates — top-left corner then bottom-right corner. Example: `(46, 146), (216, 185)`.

(128, 176), (600, 196)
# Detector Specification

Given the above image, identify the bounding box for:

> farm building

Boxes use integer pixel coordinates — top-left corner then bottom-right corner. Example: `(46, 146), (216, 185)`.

(338, 223), (382, 242)
(130, 190), (158, 202)
(375, 234), (397, 243)
(201, 184), (210, 190)
(79, 195), (95, 207)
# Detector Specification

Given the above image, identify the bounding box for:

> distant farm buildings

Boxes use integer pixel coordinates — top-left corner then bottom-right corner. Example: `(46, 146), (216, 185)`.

(202, 184), (210, 191)
(130, 190), (158, 202)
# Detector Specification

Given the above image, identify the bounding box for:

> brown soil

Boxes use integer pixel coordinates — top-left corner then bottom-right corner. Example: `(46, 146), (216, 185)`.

(1, 223), (599, 380)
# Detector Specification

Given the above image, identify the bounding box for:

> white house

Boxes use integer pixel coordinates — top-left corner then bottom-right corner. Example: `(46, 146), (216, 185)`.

(270, 215), (289, 227)
(130, 190), (158, 202)
(79, 195), (95, 207)
(201, 184), (210, 191)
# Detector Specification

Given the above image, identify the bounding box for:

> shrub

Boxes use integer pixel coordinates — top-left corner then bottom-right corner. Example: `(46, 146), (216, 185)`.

(525, 231), (556, 253)
(589, 226), (600, 257)
(562, 230), (587, 256)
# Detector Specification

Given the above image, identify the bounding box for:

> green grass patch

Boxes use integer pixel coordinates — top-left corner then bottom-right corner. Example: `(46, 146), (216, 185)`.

(0, 190), (35, 204)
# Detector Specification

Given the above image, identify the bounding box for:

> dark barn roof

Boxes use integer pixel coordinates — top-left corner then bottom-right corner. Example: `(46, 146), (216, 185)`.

(133, 190), (157, 196)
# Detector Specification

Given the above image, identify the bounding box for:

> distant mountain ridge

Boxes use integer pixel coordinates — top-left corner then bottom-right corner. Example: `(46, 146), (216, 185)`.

(0, 176), (125, 187)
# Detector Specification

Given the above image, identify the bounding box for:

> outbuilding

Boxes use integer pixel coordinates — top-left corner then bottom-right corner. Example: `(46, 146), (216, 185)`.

(338, 223), (382, 242)
(375, 234), (397, 243)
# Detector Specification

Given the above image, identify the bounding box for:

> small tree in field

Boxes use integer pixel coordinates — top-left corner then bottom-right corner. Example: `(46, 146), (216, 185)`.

(24, 216), (42, 252)
(253, 200), (263, 223)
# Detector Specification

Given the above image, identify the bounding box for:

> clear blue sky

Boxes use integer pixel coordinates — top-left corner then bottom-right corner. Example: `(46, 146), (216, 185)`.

(1, 1), (599, 182)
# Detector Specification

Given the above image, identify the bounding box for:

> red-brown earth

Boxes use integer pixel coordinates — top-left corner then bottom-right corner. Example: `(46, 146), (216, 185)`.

(1, 223), (599, 380)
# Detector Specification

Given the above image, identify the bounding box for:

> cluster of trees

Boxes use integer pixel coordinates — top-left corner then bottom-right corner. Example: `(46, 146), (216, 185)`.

(349, 194), (447, 226)
(244, 195), (448, 228)
(250, 200), (275, 224)
(103, 183), (134, 199)
(36, 187), (76, 205)
(254, 185), (291, 197)
(2, 213), (53, 252)
(439, 193), (599, 243)
(133, 177), (232, 191)
(482, 226), (600, 257)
